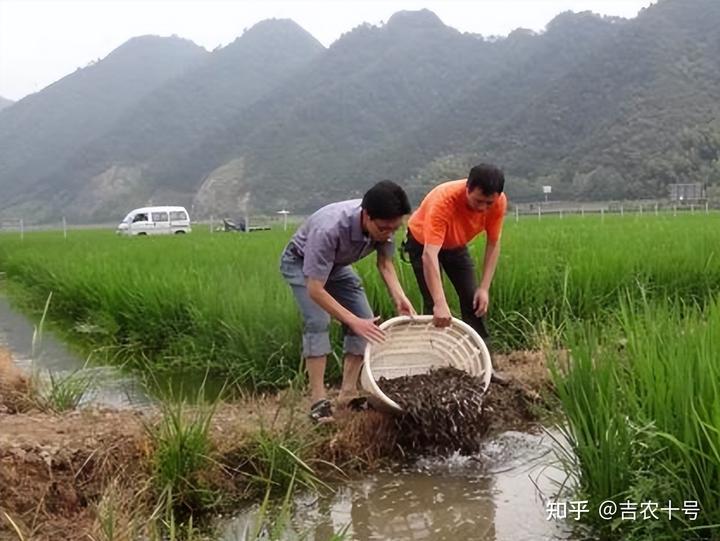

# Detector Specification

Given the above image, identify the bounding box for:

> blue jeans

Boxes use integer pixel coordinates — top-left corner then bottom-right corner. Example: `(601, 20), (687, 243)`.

(279, 247), (374, 357)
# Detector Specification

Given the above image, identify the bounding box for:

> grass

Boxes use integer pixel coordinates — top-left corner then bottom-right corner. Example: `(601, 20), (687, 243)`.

(2, 513), (26, 541)
(142, 379), (344, 540)
(147, 397), (219, 515)
(1, 214), (719, 387)
(92, 478), (145, 541)
(552, 294), (720, 540)
(34, 367), (95, 412)
(228, 381), (338, 495)
(25, 291), (96, 411)
(242, 476), (349, 541)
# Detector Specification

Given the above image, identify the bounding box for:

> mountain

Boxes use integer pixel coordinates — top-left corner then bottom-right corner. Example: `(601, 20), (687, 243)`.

(0, 96), (13, 113)
(459, 0), (720, 200)
(1, 0), (719, 222)
(221, 0), (720, 209)
(43, 19), (325, 218)
(175, 8), (628, 210)
(0, 35), (208, 220)
(164, 9), (506, 212)
(326, 9), (630, 203)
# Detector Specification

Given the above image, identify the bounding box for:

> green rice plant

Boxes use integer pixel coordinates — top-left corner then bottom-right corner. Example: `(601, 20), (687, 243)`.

(552, 293), (720, 540)
(35, 367), (95, 412)
(7, 216), (719, 539)
(236, 385), (336, 497)
(146, 395), (219, 514)
(2, 214), (720, 387)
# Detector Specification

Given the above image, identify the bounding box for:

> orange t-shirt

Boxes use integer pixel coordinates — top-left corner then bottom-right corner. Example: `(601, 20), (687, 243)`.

(408, 179), (507, 249)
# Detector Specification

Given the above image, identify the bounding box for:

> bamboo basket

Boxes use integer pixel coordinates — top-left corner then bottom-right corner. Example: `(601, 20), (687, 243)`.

(360, 315), (493, 414)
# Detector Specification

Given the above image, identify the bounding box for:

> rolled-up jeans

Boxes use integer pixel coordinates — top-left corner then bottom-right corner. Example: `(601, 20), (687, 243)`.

(279, 247), (374, 358)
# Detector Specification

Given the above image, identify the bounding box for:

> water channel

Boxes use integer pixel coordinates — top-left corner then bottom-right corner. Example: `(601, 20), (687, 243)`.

(0, 293), (576, 540)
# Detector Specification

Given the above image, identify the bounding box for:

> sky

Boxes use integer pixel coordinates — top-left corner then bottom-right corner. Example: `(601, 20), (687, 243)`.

(0, 0), (654, 101)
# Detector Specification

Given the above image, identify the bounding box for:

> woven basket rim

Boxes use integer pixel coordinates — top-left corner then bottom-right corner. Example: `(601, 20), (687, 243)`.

(361, 315), (493, 414)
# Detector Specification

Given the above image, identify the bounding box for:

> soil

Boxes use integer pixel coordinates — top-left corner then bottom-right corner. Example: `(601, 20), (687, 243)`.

(0, 409), (148, 540)
(0, 347), (554, 540)
(484, 350), (554, 432)
(0, 348), (32, 414)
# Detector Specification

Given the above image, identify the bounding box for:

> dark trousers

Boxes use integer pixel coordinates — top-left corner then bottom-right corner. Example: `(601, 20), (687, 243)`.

(404, 232), (490, 341)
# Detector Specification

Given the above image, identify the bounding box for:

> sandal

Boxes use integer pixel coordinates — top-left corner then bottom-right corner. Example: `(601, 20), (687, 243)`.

(309, 398), (334, 423)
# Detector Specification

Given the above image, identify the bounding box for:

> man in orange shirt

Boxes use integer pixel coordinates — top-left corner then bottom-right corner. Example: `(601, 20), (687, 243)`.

(404, 163), (507, 354)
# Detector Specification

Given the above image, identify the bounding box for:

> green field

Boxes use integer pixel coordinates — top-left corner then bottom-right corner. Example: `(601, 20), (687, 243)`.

(1, 214), (719, 383)
(556, 295), (720, 540)
(2, 213), (720, 539)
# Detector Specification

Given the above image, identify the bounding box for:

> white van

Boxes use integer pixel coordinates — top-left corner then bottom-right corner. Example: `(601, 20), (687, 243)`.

(116, 206), (192, 236)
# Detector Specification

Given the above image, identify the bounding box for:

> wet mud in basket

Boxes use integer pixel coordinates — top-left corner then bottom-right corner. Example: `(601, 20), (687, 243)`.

(377, 366), (488, 457)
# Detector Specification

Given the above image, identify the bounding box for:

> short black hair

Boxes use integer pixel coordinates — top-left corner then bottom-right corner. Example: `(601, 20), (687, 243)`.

(467, 163), (505, 195)
(362, 180), (411, 220)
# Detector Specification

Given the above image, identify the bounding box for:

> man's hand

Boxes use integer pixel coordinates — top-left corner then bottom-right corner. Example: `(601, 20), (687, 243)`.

(473, 287), (489, 317)
(433, 302), (452, 327)
(394, 295), (417, 317)
(349, 316), (386, 343)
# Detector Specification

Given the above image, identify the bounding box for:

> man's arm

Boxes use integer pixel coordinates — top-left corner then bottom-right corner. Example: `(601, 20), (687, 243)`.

(306, 278), (385, 343)
(474, 239), (501, 316)
(422, 244), (452, 327)
(377, 252), (416, 316)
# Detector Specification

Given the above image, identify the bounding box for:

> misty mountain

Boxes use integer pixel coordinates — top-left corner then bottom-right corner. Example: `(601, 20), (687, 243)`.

(162, 9), (507, 211)
(0, 35), (208, 219)
(1, 0), (719, 223)
(42, 19), (325, 218)
(364, 10), (631, 200)
(0, 97), (13, 113)
(460, 0), (720, 200)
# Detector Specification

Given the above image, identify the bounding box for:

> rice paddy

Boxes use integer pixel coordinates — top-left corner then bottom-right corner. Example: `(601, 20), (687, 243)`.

(1, 214), (718, 381)
(1, 211), (720, 540)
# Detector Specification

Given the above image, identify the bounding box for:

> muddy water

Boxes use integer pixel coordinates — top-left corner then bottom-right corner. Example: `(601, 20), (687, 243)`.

(0, 293), (243, 406)
(222, 430), (576, 541)
(0, 295), (149, 408)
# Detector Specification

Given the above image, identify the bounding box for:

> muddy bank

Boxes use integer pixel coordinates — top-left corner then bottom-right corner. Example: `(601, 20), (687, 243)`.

(0, 348), (32, 414)
(485, 350), (552, 431)
(0, 348), (553, 540)
(0, 389), (304, 540)
(0, 410), (148, 540)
